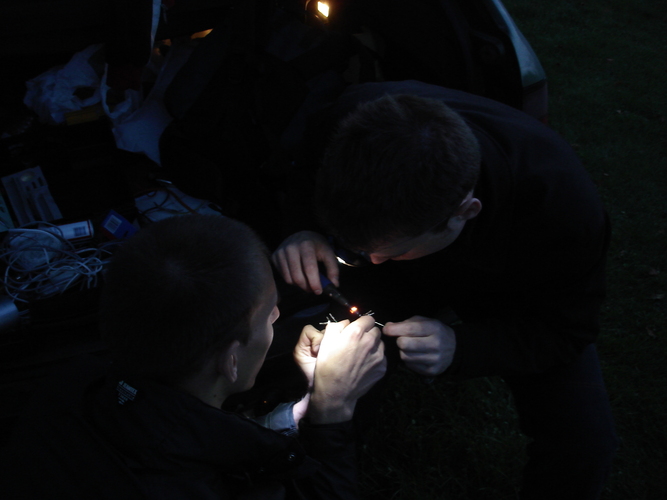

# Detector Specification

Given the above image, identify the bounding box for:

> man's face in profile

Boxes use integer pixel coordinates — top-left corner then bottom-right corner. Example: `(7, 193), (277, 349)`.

(360, 192), (481, 265)
(233, 259), (280, 392)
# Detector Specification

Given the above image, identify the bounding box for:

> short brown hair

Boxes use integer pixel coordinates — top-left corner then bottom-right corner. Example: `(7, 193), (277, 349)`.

(100, 215), (268, 386)
(316, 94), (481, 251)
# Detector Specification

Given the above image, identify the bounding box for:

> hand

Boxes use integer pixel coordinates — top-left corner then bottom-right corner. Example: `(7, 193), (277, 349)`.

(382, 316), (456, 377)
(308, 316), (387, 424)
(272, 231), (339, 294)
(293, 324), (325, 389)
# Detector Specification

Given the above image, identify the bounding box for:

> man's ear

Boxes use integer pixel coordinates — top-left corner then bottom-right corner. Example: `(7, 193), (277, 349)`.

(456, 197), (482, 221)
(216, 340), (241, 384)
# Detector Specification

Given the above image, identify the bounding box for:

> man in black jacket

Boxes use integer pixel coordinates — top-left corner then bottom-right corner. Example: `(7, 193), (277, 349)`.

(272, 80), (618, 499)
(89, 214), (386, 499)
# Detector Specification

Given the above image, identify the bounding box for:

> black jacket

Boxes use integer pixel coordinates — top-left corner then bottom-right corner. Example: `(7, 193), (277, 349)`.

(87, 375), (359, 499)
(2, 357), (359, 500)
(328, 81), (609, 378)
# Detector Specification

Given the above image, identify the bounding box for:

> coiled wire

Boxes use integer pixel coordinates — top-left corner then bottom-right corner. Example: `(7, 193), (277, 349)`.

(0, 222), (118, 303)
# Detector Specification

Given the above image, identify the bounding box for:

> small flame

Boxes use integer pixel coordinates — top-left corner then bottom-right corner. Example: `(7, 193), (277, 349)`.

(317, 1), (330, 17)
(349, 306), (358, 314)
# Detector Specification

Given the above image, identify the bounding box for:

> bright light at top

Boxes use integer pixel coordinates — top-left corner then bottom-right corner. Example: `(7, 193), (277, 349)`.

(317, 1), (330, 17)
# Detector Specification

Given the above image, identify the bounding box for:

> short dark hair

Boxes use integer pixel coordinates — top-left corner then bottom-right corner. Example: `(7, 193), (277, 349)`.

(100, 215), (268, 386)
(316, 94), (481, 251)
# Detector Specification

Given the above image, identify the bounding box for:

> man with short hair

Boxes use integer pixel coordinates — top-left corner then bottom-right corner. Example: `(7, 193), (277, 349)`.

(273, 80), (618, 499)
(90, 214), (386, 499)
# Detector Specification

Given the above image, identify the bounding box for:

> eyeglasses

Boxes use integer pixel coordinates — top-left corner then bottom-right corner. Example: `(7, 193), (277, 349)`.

(327, 192), (472, 267)
(328, 236), (372, 267)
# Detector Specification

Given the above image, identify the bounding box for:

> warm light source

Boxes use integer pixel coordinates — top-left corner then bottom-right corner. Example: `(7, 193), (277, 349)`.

(191, 29), (213, 40)
(317, 1), (330, 17)
(349, 306), (358, 315)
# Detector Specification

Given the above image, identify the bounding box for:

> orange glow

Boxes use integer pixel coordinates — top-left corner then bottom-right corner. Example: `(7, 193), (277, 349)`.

(317, 1), (330, 17)
(350, 306), (358, 314)
(191, 29), (213, 39)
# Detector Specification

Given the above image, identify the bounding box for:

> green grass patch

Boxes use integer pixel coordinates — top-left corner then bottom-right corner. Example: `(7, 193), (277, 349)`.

(358, 0), (667, 497)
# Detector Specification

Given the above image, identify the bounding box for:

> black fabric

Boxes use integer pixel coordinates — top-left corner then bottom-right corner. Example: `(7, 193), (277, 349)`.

(320, 80), (610, 379)
(349, 0), (482, 96)
(87, 376), (310, 495)
(1, 355), (359, 500)
(307, 80), (616, 499)
(159, 3), (367, 248)
(297, 420), (358, 500)
(503, 345), (618, 500)
(1, 356), (146, 500)
(86, 375), (359, 499)
(158, 0), (533, 248)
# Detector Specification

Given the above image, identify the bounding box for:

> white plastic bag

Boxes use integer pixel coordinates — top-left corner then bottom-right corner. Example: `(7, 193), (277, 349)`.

(22, 0), (192, 166)
(102, 42), (194, 166)
(24, 44), (105, 125)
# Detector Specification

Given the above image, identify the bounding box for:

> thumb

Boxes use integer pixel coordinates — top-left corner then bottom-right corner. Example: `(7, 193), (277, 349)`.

(381, 321), (403, 337)
(382, 320), (426, 338)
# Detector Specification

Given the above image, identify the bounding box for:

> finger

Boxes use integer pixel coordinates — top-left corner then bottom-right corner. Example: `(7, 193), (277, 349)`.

(366, 349), (389, 384)
(318, 320), (350, 356)
(295, 325), (314, 351)
(319, 247), (340, 287)
(382, 319), (432, 338)
(296, 324), (323, 349)
(270, 250), (280, 271)
(396, 334), (442, 353)
(300, 246), (324, 295)
(302, 324), (324, 339)
(295, 326), (324, 360)
(284, 244), (310, 291)
(274, 250), (296, 285)
(369, 334), (386, 358)
(364, 325), (383, 349)
(396, 343), (430, 364)
(324, 319), (349, 336)
(345, 315), (376, 338)
(309, 330), (325, 354)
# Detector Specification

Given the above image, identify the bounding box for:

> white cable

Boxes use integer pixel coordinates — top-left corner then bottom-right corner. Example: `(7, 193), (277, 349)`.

(0, 224), (120, 301)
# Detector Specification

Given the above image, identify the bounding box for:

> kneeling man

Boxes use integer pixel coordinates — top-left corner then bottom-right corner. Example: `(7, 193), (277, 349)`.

(92, 214), (386, 499)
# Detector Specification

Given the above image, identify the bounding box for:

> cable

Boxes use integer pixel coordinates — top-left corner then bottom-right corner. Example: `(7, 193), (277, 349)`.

(135, 186), (220, 223)
(0, 223), (119, 303)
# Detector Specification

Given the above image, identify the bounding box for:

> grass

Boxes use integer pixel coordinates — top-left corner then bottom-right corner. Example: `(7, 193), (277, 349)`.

(357, 0), (667, 498)
(359, 370), (528, 499)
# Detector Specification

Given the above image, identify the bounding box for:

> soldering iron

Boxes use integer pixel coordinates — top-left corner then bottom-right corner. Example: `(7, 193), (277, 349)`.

(319, 273), (362, 318)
